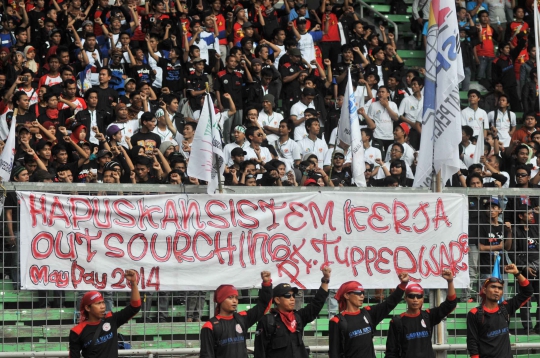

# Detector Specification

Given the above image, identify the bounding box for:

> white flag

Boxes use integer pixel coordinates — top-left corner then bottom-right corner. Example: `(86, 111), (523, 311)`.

(413, 0), (464, 188)
(337, 69), (366, 187)
(0, 113), (17, 215)
(186, 94), (225, 194)
(473, 126), (484, 165)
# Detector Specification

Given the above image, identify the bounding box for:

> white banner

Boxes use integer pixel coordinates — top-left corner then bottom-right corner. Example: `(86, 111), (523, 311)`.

(414, 0), (464, 188)
(18, 192), (469, 291)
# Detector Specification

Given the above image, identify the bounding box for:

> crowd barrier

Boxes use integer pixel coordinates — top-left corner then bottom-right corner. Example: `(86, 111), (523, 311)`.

(1, 184), (540, 357)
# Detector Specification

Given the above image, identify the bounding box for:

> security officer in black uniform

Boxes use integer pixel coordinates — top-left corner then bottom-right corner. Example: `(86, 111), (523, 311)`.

(279, 48), (309, 117)
(215, 55), (245, 143)
(185, 57), (208, 110)
(254, 266), (331, 358)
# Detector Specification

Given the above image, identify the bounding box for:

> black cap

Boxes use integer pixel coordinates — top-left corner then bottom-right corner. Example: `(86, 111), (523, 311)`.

(35, 140), (53, 152)
(273, 283), (299, 297)
(231, 147), (247, 157)
(96, 149), (113, 158)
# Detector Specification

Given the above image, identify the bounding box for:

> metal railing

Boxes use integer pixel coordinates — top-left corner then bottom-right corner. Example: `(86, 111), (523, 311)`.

(2, 185), (540, 357)
(357, 0), (399, 41)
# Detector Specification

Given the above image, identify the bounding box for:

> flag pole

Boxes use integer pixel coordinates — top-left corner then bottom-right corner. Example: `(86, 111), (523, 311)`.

(328, 123), (340, 182)
(206, 83), (223, 194)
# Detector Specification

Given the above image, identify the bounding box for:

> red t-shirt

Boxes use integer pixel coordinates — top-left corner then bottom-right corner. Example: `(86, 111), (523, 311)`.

(476, 26), (495, 57)
(514, 49), (529, 80)
(322, 13), (340, 42)
(508, 21), (529, 48)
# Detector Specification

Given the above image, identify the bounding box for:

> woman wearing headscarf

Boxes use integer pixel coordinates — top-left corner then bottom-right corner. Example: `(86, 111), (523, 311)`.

(385, 269), (457, 358)
(329, 273), (409, 358)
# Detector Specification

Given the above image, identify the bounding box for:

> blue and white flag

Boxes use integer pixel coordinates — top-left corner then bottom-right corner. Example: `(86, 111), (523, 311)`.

(337, 69), (366, 187)
(413, 0), (464, 188)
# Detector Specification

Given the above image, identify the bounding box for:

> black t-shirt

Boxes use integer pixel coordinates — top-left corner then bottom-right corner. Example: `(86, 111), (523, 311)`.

(478, 221), (505, 274)
(92, 86), (119, 111)
(4, 192), (19, 234)
(157, 58), (183, 92)
(16, 111), (37, 124)
(130, 131), (162, 153)
(330, 167), (353, 186)
(130, 64), (153, 86)
(69, 301), (141, 358)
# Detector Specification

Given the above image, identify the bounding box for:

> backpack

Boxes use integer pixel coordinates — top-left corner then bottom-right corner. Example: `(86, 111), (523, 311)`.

(391, 0), (408, 15)
(334, 310), (375, 356)
(475, 303), (510, 326)
(209, 312), (247, 350)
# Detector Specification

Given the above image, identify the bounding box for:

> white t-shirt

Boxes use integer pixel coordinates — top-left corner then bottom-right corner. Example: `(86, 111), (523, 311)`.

(399, 94), (423, 125)
(290, 100), (315, 140)
(368, 100), (399, 140)
(258, 111), (283, 143)
(273, 138), (301, 168)
(297, 137), (328, 167)
(488, 109), (516, 147)
(462, 142), (477, 168)
(483, 171), (510, 188)
(461, 107), (489, 137)
(385, 142), (415, 167)
(273, 44), (285, 68)
(18, 87), (38, 105)
(297, 32), (321, 66)
(244, 145), (272, 163)
(364, 146), (382, 167)
(223, 140), (250, 166)
(107, 120), (140, 149)
(147, 50), (163, 89)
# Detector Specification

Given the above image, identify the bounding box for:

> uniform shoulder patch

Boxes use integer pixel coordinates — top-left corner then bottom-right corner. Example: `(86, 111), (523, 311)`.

(283, 63), (291, 68)
(218, 70), (227, 77)
(470, 307), (478, 314)
(235, 71), (242, 78)
(202, 321), (213, 330)
(330, 316), (340, 324)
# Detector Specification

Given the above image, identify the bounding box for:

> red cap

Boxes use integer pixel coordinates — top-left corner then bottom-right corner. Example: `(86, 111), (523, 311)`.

(405, 283), (424, 295)
(214, 284), (238, 314)
(399, 122), (410, 136)
(79, 291), (103, 322)
(334, 281), (364, 311)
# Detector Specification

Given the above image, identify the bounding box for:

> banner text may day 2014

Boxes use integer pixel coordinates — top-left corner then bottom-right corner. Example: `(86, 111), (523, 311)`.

(17, 192), (469, 291)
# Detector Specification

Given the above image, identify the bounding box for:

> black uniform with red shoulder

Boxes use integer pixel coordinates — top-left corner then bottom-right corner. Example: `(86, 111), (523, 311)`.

(328, 281), (407, 358)
(466, 276), (533, 358)
(199, 281), (272, 358)
(279, 56), (309, 111)
(68, 291), (141, 358)
(385, 283), (457, 358)
(215, 68), (244, 110)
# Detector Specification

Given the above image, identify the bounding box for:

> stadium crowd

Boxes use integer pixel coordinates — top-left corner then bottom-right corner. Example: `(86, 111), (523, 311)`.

(0, 0), (537, 190)
(0, 0), (539, 335)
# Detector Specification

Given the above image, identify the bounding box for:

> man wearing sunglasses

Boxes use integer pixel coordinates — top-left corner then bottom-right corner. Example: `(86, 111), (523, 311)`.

(385, 269), (457, 358)
(328, 272), (409, 358)
(254, 266), (331, 358)
(200, 271), (272, 358)
(467, 264), (533, 358)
